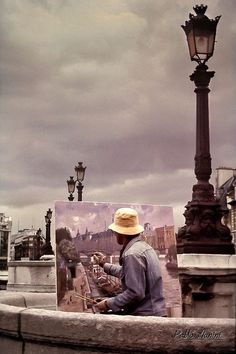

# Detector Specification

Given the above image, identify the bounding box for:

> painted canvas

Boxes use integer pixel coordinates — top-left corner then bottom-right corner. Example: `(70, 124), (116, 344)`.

(55, 201), (181, 316)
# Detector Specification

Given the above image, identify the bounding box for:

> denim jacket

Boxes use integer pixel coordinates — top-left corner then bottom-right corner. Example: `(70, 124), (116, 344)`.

(104, 236), (166, 316)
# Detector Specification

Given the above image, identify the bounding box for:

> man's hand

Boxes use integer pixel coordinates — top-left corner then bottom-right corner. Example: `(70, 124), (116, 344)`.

(92, 252), (106, 267)
(95, 299), (109, 312)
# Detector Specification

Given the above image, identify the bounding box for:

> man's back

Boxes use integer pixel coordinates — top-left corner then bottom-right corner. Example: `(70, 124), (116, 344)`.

(121, 236), (166, 316)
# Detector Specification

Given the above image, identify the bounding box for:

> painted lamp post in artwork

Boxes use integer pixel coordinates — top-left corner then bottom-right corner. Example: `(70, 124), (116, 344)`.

(177, 5), (235, 254)
(67, 162), (86, 201)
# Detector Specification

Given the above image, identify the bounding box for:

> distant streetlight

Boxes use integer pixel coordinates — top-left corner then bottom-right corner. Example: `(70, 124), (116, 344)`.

(35, 228), (42, 260)
(176, 5), (235, 254)
(43, 208), (54, 255)
(67, 162), (86, 201)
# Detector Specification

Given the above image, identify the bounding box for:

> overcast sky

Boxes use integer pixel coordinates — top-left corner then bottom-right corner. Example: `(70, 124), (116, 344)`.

(0, 0), (235, 235)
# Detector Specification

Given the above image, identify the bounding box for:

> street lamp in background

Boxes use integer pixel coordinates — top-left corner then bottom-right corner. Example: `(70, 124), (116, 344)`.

(176, 5), (235, 254)
(43, 208), (54, 255)
(67, 162), (86, 201)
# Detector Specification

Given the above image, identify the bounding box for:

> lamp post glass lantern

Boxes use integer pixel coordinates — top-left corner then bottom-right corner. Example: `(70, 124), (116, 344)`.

(67, 162), (86, 201)
(67, 176), (76, 201)
(46, 208), (53, 221)
(75, 162), (86, 182)
(181, 4), (221, 65)
(176, 4), (235, 255)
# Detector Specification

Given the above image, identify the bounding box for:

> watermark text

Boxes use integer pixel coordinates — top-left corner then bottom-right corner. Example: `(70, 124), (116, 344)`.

(173, 329), (223, 341)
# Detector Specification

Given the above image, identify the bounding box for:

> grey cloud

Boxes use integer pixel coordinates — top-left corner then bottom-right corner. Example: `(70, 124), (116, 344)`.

(0, 0), (235, 232)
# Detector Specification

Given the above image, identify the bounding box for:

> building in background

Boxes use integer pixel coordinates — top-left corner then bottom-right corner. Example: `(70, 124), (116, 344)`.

(0, 213), (12, 289)
(10, 228), (45, 261)
(216, 167), (236, 245)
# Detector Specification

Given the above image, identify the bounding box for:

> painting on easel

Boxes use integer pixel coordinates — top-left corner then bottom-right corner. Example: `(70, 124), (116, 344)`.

(55, 201), (181, 316)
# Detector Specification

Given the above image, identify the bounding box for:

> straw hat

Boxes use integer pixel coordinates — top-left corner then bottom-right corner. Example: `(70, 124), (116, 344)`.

(108, 208), (144, 236)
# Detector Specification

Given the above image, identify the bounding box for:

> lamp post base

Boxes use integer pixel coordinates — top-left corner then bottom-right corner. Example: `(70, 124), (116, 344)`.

(42, 243), (54, 256)
(177, 198), (235, 255)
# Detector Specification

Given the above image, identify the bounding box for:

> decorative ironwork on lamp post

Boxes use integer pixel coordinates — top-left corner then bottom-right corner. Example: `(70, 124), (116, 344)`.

(177, 5), (235, 254)
(67, 162), (86, 201)
(43, 208), (54, 255)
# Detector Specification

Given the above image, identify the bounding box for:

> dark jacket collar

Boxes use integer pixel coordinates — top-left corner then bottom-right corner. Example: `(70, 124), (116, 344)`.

(123, 235), (142, 253)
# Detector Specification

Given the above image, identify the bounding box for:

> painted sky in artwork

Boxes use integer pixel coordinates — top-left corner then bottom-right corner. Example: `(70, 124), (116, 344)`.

(55, 201), (173, 238)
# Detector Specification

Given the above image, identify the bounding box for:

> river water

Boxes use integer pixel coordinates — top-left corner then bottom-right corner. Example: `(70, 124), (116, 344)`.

(159, 258), (182, 315)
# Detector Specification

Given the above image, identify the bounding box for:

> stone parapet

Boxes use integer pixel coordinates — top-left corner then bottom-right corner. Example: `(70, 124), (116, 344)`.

(177, 254), (236, 270)
(7, 260), (56, 293)
(0, 291), (56, 309)
(177, 254), (236, 318)
(0, 292), (235, 354)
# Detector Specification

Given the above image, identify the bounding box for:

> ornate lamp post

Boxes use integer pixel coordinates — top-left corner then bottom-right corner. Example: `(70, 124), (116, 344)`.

(177, 5), (235, 254)
(67, 162), (86, 201)
(35, 228), (42, 260)
(43, 208), (54, 255)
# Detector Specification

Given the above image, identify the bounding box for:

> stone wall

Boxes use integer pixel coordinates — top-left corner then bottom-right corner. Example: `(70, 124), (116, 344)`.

(177, 254), (236, 318)
(7, 260), (56, 292)
(0, 292), (235, 354)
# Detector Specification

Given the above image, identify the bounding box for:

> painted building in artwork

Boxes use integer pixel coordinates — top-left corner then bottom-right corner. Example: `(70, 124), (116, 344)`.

(144, 225), (176, 254)
(71, 223), (175, 258)
(215, 167), (236, 245)
(74, 229), (120, 256)
(0, 213), (12, 288)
